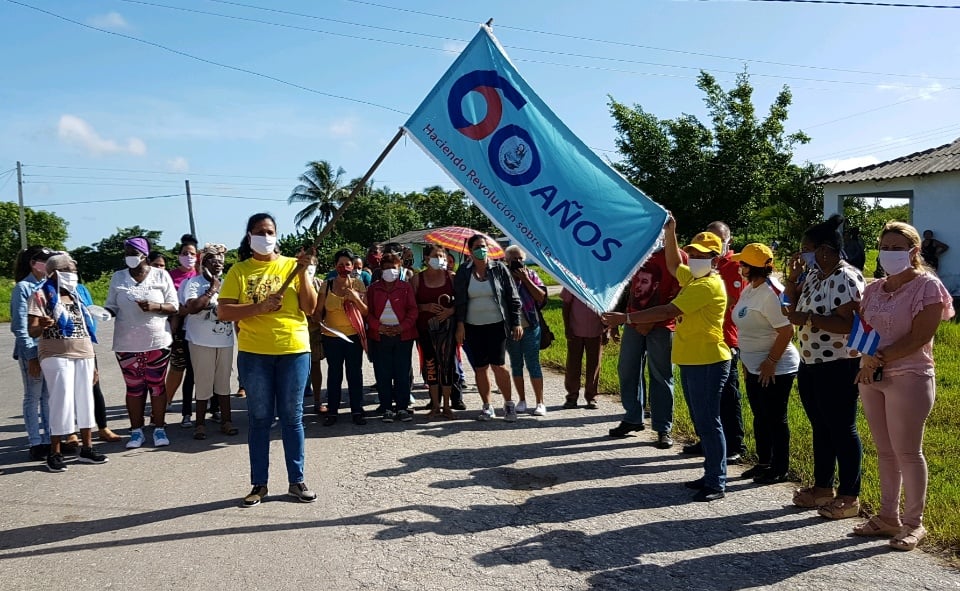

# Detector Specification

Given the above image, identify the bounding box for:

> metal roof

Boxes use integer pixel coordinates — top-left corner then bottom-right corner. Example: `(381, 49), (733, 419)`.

(816, 137), (960, 184)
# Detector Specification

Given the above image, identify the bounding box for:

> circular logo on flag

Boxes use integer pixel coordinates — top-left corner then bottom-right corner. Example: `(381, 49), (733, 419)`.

(498, 136), (532, 176)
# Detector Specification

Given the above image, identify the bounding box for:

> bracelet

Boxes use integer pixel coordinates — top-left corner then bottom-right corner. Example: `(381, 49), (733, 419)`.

(766, 355), (780, 364)
(626, 312), (632, 324)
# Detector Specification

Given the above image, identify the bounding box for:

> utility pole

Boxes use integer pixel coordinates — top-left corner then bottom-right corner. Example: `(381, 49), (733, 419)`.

(17, 161), (27, 250)
(185, 179), (197, 238)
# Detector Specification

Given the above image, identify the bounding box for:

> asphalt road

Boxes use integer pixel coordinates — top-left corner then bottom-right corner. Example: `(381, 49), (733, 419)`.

(1, 322), (958, 590)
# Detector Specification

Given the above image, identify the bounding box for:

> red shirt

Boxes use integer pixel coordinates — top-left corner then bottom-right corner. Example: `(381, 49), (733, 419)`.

(627, 249), (688, 331)
(715, 251), (744, 348)
(366, 280), (419, 342)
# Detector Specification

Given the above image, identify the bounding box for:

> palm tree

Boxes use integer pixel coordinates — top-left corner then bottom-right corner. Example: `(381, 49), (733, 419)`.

(288, 161), (347, 234)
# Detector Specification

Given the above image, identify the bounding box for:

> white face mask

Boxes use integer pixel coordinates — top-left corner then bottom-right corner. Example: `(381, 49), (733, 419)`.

(428, 257), (447, 271)
(57, 271), (78, 292)
(381, 268), (400, 283)
(249, 234), (277, 256)
(125, 255), (143, 269)
(306, 265), (317, 280)
(179, 254), (197, 269)
(878, 250), (913, 276)
(688, 258), (714, 279)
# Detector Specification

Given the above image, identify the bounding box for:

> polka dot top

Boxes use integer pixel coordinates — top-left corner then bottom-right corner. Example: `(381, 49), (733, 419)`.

(795, 262), (865, 364)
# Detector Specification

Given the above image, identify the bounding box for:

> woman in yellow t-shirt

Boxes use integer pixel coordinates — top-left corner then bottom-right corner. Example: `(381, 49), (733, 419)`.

(604, 214), (731, 502)
(217, 213), (318, 509)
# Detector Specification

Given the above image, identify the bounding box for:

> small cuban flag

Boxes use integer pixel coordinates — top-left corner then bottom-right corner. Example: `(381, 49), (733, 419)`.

(766, 277), (790, 306)
(847, 312), (880, 355)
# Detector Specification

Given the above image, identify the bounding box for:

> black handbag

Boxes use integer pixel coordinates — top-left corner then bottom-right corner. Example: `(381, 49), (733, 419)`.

(537, 308), (555, 350)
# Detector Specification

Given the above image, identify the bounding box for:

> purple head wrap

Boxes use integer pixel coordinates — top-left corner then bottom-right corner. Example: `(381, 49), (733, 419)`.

(124, 237), (150, 256)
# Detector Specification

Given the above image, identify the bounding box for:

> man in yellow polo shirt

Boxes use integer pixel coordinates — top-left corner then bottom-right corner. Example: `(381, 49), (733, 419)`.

(603, 215), (731, 501)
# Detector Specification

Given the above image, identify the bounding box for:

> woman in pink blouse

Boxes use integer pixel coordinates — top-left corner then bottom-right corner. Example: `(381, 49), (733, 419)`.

(854, 222), (954, 551)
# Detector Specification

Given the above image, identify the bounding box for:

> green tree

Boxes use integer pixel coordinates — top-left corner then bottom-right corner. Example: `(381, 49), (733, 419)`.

(0, 202), (69, 277)
(70, 226), (165, 279)
(288, 161), (347, 234)
(335, 185), (423, 246)
(610, 71), (809, 240)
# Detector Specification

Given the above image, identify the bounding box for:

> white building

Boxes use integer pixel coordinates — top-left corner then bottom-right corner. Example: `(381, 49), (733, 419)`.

(819, 138), (960, 294)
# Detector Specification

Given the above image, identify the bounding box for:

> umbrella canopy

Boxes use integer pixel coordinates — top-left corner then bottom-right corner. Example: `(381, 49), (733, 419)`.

(424, 226), (505, 259)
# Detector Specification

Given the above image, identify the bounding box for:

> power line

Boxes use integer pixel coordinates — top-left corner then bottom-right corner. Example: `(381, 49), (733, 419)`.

(24, 163), (293, 180)
(192, 192), (288, 202)
(30, 194), (184, 207)
(341, 0), (959, 80)
(741, 0), (960, 8)
(25, 174), (290, 187)
(5, 0), (408, 114)
(120, 0), (960, 90)
(808, 122), (960, 159)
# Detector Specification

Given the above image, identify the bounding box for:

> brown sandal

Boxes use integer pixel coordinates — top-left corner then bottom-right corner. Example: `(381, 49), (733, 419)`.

(793, 486), (835, 508)
(193, 425), (206, 440)
(853, 515), (901, 537)
(220, 421), (239, 436)
(818, 496), (860, 519)
(889, 525), (926, 551)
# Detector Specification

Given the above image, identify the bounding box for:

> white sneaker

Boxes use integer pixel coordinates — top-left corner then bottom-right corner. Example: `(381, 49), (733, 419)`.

(515, 400), (528, 413)
(477, 405), (495, 421)
(504, 402), (518, 422)
(153, 427), (170, 447)
(126, 428), (144, 449)
(533, 404), (547, 416)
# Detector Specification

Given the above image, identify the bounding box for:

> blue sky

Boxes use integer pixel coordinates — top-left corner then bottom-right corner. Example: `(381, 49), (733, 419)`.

(2, 0), (958, 250)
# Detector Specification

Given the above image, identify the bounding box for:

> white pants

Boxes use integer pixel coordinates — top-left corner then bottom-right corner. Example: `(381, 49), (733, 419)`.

(189, 342), (234, 401)
(40, 357), (96, 436)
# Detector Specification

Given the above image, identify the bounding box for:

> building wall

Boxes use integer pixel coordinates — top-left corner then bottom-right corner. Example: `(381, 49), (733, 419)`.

(823, 171), (960, 293)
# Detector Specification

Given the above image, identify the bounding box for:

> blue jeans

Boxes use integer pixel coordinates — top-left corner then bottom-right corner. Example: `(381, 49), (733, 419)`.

(371, 335), (414, 411)
(506, 323), (542, 378)
(237, 351), (310, 486)
(323, 334), (364, 415)
(618, 325), (674, 433)
(681, 360), (731, 491)
(18, 356), (50, 446)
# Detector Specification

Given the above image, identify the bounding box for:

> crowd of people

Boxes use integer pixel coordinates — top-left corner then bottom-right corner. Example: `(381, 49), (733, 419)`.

(8, 211), (953, 549)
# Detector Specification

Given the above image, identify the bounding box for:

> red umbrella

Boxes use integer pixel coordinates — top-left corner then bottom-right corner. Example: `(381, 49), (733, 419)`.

(424, 226), (505, 259)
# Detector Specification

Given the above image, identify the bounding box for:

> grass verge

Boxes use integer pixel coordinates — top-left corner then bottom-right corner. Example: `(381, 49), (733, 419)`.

(0, 274), (111, 322)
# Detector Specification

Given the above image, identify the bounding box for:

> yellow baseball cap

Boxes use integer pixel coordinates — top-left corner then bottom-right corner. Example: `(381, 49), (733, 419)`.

(732, 243), (775, 268)
(685, 231), (723, 255)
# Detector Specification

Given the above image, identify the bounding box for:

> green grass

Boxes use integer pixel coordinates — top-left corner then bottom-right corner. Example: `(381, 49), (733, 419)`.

(528, 264), (559, 286)
(541, 298), (960, 555)
(0, 278), (12, 322)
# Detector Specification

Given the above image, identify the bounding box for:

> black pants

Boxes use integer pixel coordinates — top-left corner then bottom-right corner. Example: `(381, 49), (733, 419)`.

(744, 370), (795, 473)
(720, 349), (745, 455)
(797, 358), (863, 497)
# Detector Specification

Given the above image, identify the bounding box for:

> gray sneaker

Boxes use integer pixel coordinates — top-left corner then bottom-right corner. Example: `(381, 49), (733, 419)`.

(477, 405), (495, 421)
(396, 409), (413, 422)
(504, 402), (518, 422)
(382, 410), (396, 423)
(287, 482), (317, 503)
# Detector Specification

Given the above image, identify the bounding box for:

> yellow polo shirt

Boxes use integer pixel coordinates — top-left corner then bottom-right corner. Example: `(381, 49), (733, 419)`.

(219, 256), (310, 355)
(671, 264), (732, 366)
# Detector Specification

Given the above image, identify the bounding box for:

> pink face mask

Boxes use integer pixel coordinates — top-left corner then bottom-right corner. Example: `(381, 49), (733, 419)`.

(31, 260), (47, 275)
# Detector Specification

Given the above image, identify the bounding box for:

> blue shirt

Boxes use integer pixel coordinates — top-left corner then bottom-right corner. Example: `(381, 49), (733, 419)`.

(10, 275), (42, 361)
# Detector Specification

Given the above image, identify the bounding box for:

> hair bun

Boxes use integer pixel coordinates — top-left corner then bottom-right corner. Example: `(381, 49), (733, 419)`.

(826, 214), (845, 230)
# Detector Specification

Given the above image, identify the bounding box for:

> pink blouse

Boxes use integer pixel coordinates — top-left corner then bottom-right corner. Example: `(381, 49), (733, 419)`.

(861, 273), (954, 377)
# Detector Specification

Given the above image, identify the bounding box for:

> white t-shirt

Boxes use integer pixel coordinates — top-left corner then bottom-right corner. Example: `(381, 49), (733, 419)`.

(732, 281), (800, 375)
(105, 267), (178, 352)
(179, 275), (236, 349)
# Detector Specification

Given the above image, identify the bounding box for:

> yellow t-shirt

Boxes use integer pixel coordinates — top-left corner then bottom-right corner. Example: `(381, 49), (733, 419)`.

(220, 256), (310, 355)
(671, 264), (732, 366)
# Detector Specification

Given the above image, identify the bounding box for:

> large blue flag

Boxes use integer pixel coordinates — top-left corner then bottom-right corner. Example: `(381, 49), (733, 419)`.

(403, 25), (667, 312)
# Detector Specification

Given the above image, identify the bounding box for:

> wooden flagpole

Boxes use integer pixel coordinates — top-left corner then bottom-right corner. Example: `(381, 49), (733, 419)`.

(278, 127), (406, 291)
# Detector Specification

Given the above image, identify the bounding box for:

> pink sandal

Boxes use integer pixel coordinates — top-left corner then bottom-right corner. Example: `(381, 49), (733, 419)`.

(889, 525), (926, 551)
(852, 515), (901, 537)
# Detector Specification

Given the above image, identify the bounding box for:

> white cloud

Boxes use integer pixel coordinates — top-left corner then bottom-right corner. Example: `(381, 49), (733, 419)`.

(877, 79), (944, 101)
(167, 156), (190, 173)
(443, 41), (468, 54)
(822, 155), (881, 173)
(328, 118), (356, 138)
(86, 12), (131, 31)
(57, 114), (148, 156)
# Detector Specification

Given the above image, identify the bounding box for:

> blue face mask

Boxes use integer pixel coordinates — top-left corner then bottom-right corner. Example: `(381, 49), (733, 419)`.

(801, 251), (818, 270)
